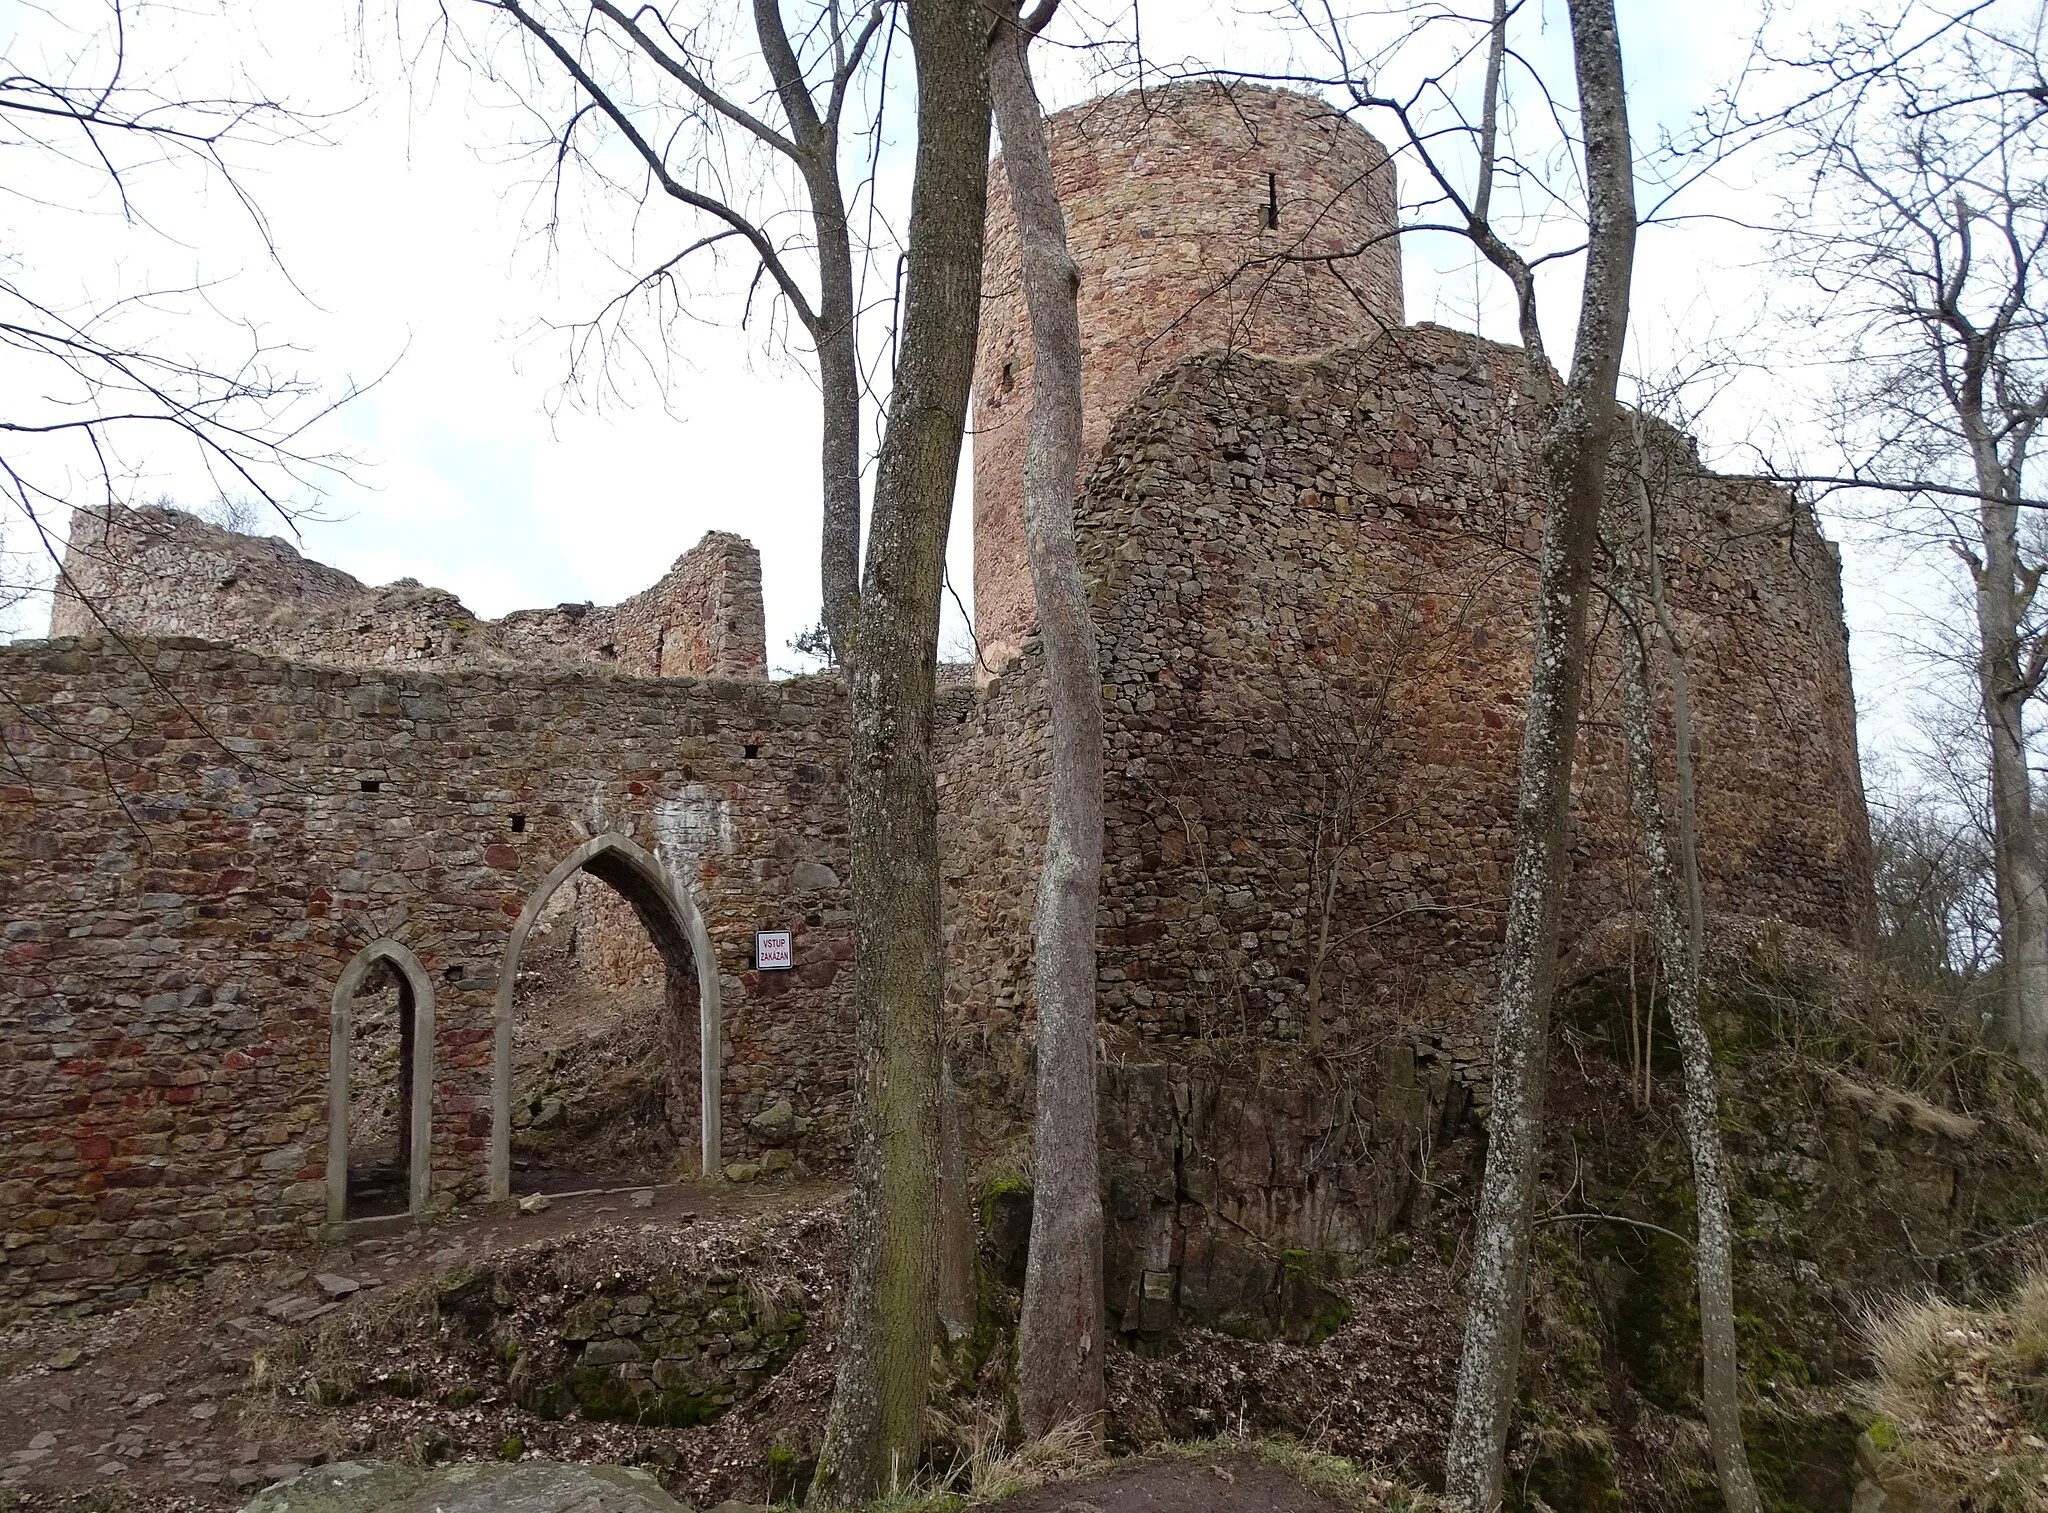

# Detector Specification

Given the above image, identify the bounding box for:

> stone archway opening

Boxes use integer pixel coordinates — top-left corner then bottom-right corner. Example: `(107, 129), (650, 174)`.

(345, 961), (415, 1215)
(506, 874), (684, 1190)
(492, 836), (720, 1200)
(326, 941), (435, 1225)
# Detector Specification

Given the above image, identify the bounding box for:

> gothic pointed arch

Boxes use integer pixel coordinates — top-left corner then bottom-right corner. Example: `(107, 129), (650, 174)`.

(490, 832), (722, 1198)
(326, 938), (435, 1224)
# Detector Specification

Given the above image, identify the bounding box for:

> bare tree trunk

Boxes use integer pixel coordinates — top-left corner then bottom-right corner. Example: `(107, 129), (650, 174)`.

(814, 204), (864, 663)
(1967, 433), (2048, 1072)
(752, 0), (864, 662)
(986, 0), (1107, 1440)
(810, 0), (991, 1497)
(936, 1054), (978, 1345)
(1442, 1), (1637, 1505)
(1611, 494), (1763, 1513)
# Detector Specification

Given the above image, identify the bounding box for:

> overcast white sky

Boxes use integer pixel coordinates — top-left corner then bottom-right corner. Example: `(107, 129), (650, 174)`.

(1, 0), (1964, 772)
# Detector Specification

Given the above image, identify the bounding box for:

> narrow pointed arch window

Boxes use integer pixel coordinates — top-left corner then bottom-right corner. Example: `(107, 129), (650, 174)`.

(326, 940), (435, 1224)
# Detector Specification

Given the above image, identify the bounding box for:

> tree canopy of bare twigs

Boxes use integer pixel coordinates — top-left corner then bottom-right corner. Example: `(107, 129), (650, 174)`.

(1869, 747), (2003, 988)
(434, 0), (897, 664)
(1775, 0), (2048, 1070)
(0, 0), (354, 629)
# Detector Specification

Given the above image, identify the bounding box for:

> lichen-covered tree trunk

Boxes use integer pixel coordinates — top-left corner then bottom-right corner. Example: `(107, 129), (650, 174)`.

(1610, 503), (1763, 1513)
(1442, 1), (1637, 1505)
(1634, 418), (1705, 981)
(808, 0), (990, 1498)
(814, 213), (863, 664)
(987, 0), (1107, 1439)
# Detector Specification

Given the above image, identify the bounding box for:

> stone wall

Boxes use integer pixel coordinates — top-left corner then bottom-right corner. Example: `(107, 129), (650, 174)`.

(51, 509), (767, 680)
(12, 89), (1873, 1336)
(953, 323), (1869, 1062)
(12, 319), (1873, 1325)
(936, 673), (1049, 1090)
(942, 324), (1874, 1332)
(973, 82), (1404, 668)
(494, 531), (768, 680)
(0, 637), (847, 1312)
(52, 508), (373, 645)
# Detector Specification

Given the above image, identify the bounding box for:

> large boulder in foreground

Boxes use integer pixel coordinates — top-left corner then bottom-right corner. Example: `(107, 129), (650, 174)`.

(242, 1460), (691, 1513)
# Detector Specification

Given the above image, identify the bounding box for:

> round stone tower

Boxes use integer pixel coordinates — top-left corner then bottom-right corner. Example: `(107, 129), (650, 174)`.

(972, 82), (1404, 668)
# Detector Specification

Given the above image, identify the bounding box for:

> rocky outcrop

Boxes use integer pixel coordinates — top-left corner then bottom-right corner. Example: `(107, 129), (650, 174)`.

(1099, 1055), (1435, 1343)
(518, 1270), (805, 1428)
(1040, 929), (2048, 1513)
(243, 1460), (689, 1512)
(294, 1242), (810, 1433)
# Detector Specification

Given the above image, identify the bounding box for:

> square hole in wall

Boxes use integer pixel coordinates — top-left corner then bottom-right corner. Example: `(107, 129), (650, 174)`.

(360, 779), (381, 793)
(509, 813), (526, 833)
(744, 743), (760, 759)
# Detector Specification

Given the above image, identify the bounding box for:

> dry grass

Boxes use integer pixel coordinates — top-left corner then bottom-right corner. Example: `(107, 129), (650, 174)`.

(1860, 1266), (2048, 1511)
(870, 1408), (1104, 1510)
(878, 1419), (1435, 1512)
(1826, 1072), (1983, 1141)
(964, 1417), (1106, 1500)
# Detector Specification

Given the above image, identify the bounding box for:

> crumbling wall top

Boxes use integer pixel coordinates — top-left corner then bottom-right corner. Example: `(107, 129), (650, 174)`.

(47, 507), (768, 680)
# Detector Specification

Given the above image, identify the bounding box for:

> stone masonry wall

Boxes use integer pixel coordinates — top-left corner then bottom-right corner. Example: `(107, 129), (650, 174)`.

(941, 324), (1873, 1332)
(937, 669), (1049, 1092)
(16, 326), (1871, 1328)
(52, 509), (768, 680)
(973, 82), (1404, 668)
(52, 507), (371, 643)
(495, 531), (768, 680)
(0, 637), (847, 1313)
(1062, 324), (1872, 1048)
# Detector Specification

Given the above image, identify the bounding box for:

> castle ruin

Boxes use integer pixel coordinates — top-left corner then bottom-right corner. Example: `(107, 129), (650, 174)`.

(0, 83), (1872, 1330)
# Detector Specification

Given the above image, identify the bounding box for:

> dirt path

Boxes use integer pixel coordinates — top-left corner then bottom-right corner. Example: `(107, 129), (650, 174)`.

(0, 1178), (835, 1511)
(985, 1454), (1384, 1512)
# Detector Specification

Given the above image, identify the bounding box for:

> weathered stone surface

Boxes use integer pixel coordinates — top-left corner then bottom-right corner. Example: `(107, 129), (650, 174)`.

(0, 639), (851, 1310)
(1096, 1061), (1390, 1341)
(425, 1249), (807, 1429)
(241, 1459), (689, 1512)
(944, 320), (1873, 1334)
(788, 861), (840, 891)
(744, 1099), (810, 1148)
(948, 324), (1871, 1079)
(974, 80), (1405, 668)
(54, 509), (767, 681)
(986, 1185), (1033, 1289)
(0, 86), (1873, 1336)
